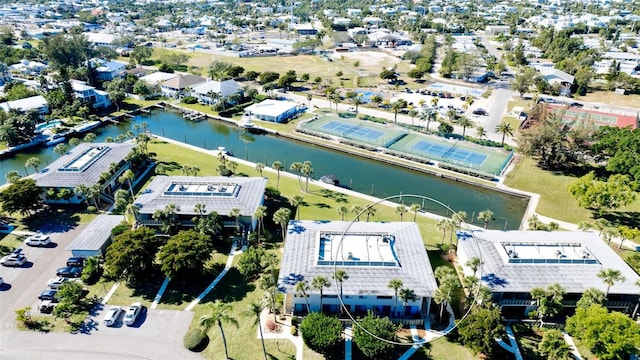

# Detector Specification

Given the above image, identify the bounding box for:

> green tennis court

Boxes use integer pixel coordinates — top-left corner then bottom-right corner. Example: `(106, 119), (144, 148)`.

(388, 134), (512, 175)
(300, 116), (407, 147)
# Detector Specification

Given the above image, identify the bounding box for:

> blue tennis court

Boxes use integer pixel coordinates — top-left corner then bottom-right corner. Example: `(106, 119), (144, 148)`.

(321, 121), (384, 141)
(411, 140), (488, 167)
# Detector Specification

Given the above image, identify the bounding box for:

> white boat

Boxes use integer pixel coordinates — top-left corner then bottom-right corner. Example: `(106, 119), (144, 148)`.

(73, 121), (101, 134)
(45, 134), (66, 146)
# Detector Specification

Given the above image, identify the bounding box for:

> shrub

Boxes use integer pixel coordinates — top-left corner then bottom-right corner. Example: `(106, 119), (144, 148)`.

(237, 247), (266, 279)
(181, 96), (198, 104)
(183, 328), (207, 351)
(266, 319), (278, 332)
(291, 325), (298, 336)
(111, 222), (130, 236)
(300, 312), (343, 355)
(353, 312), (397, 359)
(86, 206), (97, 213)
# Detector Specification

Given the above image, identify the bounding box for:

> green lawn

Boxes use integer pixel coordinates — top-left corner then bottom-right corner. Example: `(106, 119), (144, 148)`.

(504, 157), (640, 224)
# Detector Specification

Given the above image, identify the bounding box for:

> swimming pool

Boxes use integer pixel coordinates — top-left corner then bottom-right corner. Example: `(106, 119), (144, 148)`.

(356, 90), (383, 104)
(35, 120), (62, 133)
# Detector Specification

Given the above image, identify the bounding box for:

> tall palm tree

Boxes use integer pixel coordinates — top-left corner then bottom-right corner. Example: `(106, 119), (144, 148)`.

(25, 157), (41, 174)
(350, 205), (363, 221)
(409, 204), (421, 222)
(465, 257), (482, 276)
(119, 169), (135, 198)
(53, 143), (67, 157)
(290, 162), (303, 189)
(476, 126), (487, 139)
(255, 162), (265, 177)
(391, 100), (404, 124)
(399, 288), (416, 317)
(194, 203), (206, 216)
(5, 170), (20, 183)
(271, 161), (284, 190)
(73, 183), (91, 206)
(477, 209), (493, 229)
(387, 279), (403, 317)
(295, 280), (311, 314)
(395, 205), (408, 221)
(273, 207), (291, 240)
(125, 203), (140, 226)
(332, 269), (349, 312)
(336, 206), (349, 221)
(229, 208), (241, 233)
(300, 161), (313, 193)
(289, 195), (304, 220)
(597, 268), (625, 297)
(365, 205), (376, 221)
(311, 276), (331, 312)
(253, 206), (267, 243)
(458, 116), (474, 137)
(495, 121), (514, 145)
(436, 218), (449, 245)
(199, 301), (238, 360)
(246, 302), (268, 360)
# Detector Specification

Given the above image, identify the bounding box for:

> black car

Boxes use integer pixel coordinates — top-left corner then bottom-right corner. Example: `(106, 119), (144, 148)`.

(56, 266), (83, 278)
(66, 257), (85, 267)
(570, 102), (584, 108)
(38, 289), (59, 302)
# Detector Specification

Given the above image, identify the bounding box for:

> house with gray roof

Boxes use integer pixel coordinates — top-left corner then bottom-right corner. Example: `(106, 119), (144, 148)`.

(456, 230), (640, 318)
(160, 74), (206, 99)
(133, 176), (267, 231)
(32, 142), (136, 204)
(190, 79), (243, 105)
(66, 214), (124, 258)
(278, 221), (437, 321)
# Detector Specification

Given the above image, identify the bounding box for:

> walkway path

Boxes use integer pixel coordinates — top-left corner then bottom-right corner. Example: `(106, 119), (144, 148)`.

(101, 281), (121, 305)
(495, 325), (523, 360)
(151, 276), (171, 309)
(184, 240), (245, 312)
(344, 326), (352, 360)
(398, 303), (456, 360)
(259, 309), (304, 360)
(563, 332), (582, 360)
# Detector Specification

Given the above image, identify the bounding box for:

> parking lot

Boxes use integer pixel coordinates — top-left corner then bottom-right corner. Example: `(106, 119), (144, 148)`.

(0, 225), (201, 359)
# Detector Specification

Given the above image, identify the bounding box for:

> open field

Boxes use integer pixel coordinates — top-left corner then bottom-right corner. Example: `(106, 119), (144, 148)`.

(578, 90), (640, 109)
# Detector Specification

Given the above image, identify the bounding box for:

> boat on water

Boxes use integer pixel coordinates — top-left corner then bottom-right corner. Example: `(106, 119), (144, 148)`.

(73, 121), (101, 134)
(45, 134), (66, 146)
(320, 174), (340, 185)
(238, 118), (267, 134)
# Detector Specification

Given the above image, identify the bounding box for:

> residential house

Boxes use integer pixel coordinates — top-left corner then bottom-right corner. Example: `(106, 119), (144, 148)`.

(133, 176), (267, 232)
(456, 230), (640, 318)
(70, 80), (111, 109)
(160, 74), (206, 99)
(0, 95), (49, 115)
(85, 32), (117, 48)
(8, 59), (48, 76)
(190, 79), (243, 105)
(278, 221), (437, 320)
(245, 99), (305, 123)
(92, 59), (127, 81)
(32, 142), (137, 204)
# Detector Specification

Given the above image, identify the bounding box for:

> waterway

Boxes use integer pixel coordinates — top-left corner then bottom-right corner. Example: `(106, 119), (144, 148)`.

(0, 110), (528, 229)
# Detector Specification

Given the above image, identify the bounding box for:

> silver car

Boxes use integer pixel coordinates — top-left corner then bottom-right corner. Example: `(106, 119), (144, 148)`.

(103, 306), (123, 327)
(123, 302), (142, 326)
(24, 234), (51, 247)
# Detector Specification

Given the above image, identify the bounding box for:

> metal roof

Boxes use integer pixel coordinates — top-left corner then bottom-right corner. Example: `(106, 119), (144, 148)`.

(134, 176), (267, 217)
(457, 230), (640, 295)
(66, 214), (124, 252)
(32, 142), (136, 189)
(278, 221), (438, 298)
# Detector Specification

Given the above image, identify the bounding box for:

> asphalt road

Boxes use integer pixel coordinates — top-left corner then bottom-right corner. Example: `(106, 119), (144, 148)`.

(0, 224), (201, 360)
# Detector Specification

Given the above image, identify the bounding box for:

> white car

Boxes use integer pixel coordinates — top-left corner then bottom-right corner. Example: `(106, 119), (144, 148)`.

(47, 276), (68, 289)
(24, 234), (51, 247)
(1, 254), (27, 267)
(103, 306), (123, 327)
(123, 302), (143, 326)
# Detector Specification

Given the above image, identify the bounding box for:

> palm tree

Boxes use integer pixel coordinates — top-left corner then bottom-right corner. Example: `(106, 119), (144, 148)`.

(399, 288), (416, 317)
(73, 184), (91, 206)
(431, 97), (439, 108)
(301, 161), (313, 193)
(119, 169), (135, 198)
(365, 205), (376, 221)
(332, 269), (349, 312)
(290, 162), (303, 189)
(306, 93), (312, 109)
(395, 205), (408, 221)
(289, 195), (304, 220)
(25, 157), (41, 174)
(53, 143), (67, 157)
(391, 100), (404, 124)
(350, 205), (363, 221)
(199, 301), (238, 360)
(409, 204), (421, 222)
(312, 276), (331, 312)
(271, 161), (284, 190)
(436, 218), (449, 245)
(477, 209), (493, 229)
(387, 279), (403, 317)
(229, 208), (241, 233)
(194, 203), (206, 216)
(246, 302), (268, 360)
(597, 268), (625, 297)
(273, 207), (291, 240)
(253, 206), (267, 243)
(255, 162), (265, 177)
(538, 329), (572, 360)
(125, 203), (139, 226)
(476, 126), (487, 139)
(5, 170), (20, 183)
(336, 206), (349, 221)
(295, 280), (311, 314)
(495, 121), (514, 145)
(458, 116), (474, 137)
(465, 257), (482, 276)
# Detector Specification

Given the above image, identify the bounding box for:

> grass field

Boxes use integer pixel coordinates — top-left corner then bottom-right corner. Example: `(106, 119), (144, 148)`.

(578, 90), (640, 108)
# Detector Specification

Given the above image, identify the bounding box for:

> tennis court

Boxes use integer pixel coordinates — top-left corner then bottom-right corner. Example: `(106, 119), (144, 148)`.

(388, 134), (512, 175)
(549, 105), (637, 128)
(410, 140), (488, 167)
(299, 116), (407, 147)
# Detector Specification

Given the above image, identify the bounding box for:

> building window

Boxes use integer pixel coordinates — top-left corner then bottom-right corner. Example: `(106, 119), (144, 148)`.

(322, 295), (338, 298)
(376, 296), (392, 300)
(359, 295), (367, 299)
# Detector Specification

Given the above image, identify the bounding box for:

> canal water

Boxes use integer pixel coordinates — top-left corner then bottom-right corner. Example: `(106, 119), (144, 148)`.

(0, 110), (528, 229)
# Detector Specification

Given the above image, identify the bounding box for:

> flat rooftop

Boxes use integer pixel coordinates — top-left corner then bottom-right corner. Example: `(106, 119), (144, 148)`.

(163, 181), (239, 197)
(59, 146), (110, 172)
(317, 231), (399, 267)
(499, 242), (599, 264)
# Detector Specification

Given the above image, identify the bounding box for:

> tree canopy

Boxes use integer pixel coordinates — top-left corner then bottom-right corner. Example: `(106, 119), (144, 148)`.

(157, 229), (215, 280)
(104, 227), (163, 284)
(456, 305), (504, 356)
(352, 312), (397, 359)
(299, 312), (343, 355)
(0, 178), (42, 216)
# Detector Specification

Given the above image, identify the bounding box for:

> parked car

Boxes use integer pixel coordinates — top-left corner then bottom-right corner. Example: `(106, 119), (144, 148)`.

(39, 300), (56, 313)
(24, 234), (51, 247)
(346, 107), (356, 112)
(103, 306), (123, 327)
(472, 108), (488, 116)
(570, 102), (584, 108)
(47, 276), (69, 289)
(56, 266), (83, 278)
(1, 253), (27, 267)
(38, 289), (59, 302)
(66, 257), (85, 267)
(123, 302), (143, 326)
